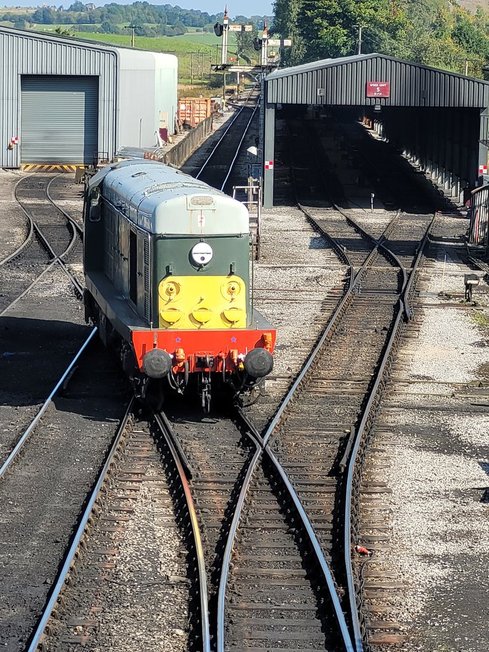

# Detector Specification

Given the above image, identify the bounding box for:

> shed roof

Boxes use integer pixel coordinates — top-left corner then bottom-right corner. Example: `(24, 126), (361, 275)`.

(266, 53), (489, 108)
(0, 25), (177, 67)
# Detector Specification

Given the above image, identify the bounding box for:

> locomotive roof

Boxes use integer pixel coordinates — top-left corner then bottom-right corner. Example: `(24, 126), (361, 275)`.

(94, 160), (249, 236)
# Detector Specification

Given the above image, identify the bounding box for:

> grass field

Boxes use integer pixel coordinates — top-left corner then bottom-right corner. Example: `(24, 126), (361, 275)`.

(15, 26), (247, 85)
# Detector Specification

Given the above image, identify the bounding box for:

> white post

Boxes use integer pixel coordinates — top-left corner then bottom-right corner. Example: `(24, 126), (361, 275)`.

(221, 9), (229, 65)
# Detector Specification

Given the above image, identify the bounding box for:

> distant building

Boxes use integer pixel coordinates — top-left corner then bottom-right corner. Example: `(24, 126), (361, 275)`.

(0, 26), (178, 169)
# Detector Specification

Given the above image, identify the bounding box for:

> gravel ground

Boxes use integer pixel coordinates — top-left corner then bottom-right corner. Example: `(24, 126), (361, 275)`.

(3, 119), (486, 650)
(0, 170), (29, 261)
(363, 212), (489, 651)
(0, 267), (87, 463)
(0, 178), (129, 650)
(46, 431), (190, 652)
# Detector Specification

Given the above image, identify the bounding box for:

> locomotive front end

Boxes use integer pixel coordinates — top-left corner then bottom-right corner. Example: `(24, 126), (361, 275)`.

(84, 160), (275, 411)
(130, 167), (275, 409)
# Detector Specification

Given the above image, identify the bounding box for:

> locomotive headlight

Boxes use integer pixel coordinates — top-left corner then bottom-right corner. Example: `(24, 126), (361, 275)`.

(165, 281), (180, 298)
(191, 242), (213, 266)
(227, 282), (239, 296)
(220, 276), (243, 300)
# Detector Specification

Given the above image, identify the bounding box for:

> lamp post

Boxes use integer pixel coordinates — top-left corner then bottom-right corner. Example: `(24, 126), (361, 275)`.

(125, 24), (140, 48)
(355, 25), (364, 55)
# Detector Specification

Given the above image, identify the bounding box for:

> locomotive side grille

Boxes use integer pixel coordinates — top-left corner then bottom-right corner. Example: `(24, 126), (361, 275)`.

(104, 207), (114, 282)
(143, 237), (151, 322)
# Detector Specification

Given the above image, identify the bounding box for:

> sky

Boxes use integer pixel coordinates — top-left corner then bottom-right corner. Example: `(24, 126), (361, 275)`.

(0, 1), (274, 17)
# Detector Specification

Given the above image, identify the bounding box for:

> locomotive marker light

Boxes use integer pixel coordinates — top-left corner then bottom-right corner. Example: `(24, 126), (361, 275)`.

(191, 242), (213, 266)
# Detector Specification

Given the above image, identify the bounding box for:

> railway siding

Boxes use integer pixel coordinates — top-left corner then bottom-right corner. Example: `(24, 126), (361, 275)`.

(358, 212), (489, 651)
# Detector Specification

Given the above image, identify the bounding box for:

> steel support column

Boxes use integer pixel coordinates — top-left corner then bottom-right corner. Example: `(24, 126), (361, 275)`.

(480, 107), (489, 185)
(263, 101), (275, 208)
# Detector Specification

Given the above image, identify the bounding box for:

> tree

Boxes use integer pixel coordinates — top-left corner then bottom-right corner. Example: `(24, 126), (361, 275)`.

(68, 2), (86, 11)
(273, 0), (305, 64)
(31, 7), (57, 24)
(100, 20), (120, 34)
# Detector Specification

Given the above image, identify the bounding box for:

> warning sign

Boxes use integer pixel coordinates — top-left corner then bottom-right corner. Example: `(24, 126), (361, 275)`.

(264, 160), (274, 170)
(366, 82), (390, 98)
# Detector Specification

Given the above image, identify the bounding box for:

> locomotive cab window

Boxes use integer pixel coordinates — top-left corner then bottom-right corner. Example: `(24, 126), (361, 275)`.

(129, 230), (137, 304)
(88, 187), (101, 222)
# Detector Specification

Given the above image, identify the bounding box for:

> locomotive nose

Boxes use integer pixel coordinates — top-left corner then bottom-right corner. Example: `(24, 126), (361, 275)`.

(142, 349), (172, 379)
(244, 348), (274, 378)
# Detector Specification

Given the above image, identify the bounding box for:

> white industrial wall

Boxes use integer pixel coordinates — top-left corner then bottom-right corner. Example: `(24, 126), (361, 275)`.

(117, 49), (178, 149)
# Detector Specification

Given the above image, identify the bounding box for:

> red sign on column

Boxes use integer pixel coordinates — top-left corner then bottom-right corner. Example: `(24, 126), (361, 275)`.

(264, 160), (274, 170)
(366, 82), (390, 98)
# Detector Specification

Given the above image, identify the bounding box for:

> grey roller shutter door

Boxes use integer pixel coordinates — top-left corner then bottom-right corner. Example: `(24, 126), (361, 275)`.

(21, 75), (98, 164)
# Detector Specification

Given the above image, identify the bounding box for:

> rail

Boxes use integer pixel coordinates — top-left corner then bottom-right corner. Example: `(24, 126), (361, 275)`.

(0, 328), (98, 479)
(12, 175), (84, 298)
(154, 412), (211, 652)
(27, 398), (133, 651)
(216, 411), (355, 652)
(343, 213), (434, 650)
(196, 104), (258, 189)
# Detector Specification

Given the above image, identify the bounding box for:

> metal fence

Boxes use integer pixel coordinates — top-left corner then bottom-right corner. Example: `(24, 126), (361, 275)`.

(469, 184), (489, 248)
(163, 116), (214, 167)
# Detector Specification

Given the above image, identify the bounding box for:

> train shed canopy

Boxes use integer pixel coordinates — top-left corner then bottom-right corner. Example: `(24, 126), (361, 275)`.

(266, 53), (489, 108)
(262, 53), (489, 207)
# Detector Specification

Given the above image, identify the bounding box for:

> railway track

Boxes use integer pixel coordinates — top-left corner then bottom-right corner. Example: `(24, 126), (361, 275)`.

(0, 174), (84, 316)
(246, 113), (438, 650)
(194, 104), (258, 193)
(2, 105), (457, 651)
(356, 211), (489, 650)
(32, 393), (353, 651)
(28, 405), (210, 652)
(0, 171), (132, 650)
(0, 333), (129, 650)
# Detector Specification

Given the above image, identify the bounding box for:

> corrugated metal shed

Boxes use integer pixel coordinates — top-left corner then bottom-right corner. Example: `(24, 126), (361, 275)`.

(0, 26), (178, 168)
(266, 53), (489, 108)
(262, 53), (489, 208)
(0, 26), (117, 168)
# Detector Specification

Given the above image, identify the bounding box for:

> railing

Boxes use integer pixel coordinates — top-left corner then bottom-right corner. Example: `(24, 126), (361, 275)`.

(163, 116), (214, 168)
(233, 180), (262, 259)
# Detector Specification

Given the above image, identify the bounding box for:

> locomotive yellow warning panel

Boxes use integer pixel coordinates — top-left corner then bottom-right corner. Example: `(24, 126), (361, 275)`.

(158, 275), (247, 329)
